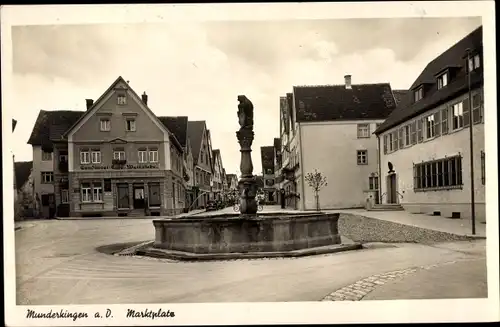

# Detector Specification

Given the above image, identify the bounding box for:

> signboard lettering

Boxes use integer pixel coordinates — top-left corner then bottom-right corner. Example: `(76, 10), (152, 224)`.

(80, 164), (159, 170)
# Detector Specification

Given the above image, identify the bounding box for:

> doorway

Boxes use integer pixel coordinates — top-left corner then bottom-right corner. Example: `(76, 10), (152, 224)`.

(386, 173), (397, 204)
(117, 183), (129, 209)
(133, 186), (145, 209)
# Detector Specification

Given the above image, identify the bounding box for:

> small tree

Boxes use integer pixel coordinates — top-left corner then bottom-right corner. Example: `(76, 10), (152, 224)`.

(305, 169), (328, 211)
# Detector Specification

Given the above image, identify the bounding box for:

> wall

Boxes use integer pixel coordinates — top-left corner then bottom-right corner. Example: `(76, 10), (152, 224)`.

(379, 89), (485, 221)
(300, 120), (384, 210)
(32, 146), (55, 197)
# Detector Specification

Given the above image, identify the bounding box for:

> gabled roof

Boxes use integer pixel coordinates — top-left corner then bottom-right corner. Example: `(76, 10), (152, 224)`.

(375, 26), (483, 134)
(27, 110), (85, 148)
(260, 146), (275, 170)
(15, 161), (33, 191)
(187, 120), (206, 163)
(158, 116), (188, 147)
(293, 83), (397, 122)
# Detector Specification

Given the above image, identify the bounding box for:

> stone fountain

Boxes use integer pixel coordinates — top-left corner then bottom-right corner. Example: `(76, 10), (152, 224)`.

(138, 96), (361, 260)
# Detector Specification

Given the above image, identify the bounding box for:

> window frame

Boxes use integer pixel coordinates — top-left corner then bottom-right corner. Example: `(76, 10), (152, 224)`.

(113, 150), (126, 160)
(80, 150), (90, 164)
(357, 123), (370, 138)
(100, 118), (111, 132)
(91, 150), (101, 164)
(425, 114), (436, 139)
(356, 150), (368, 165)
(42, 151), (52, 161)
(149, 149), (159, 163)
(414, 87), (423, 102)
(413, 155), (463, 192)
(41, 172), (54, 184)
(125, 118), (136, 132)
(61, 189), (69, 204)
(81, 184), (92, 203)
(93, 185), (103, 202)
(138, 150), (148, 163)
(117, 94), (127, 105)
(437, 72), (448, 89)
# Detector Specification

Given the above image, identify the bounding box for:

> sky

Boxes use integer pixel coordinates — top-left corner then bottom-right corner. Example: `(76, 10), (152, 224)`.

(10, 17), (481, 175)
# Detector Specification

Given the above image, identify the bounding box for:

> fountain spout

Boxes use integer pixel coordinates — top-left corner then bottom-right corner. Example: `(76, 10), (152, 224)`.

(236, 95), (258, 215)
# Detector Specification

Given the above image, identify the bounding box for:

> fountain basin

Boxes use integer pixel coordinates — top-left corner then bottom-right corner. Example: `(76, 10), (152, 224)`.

(143, 212), (361, 260)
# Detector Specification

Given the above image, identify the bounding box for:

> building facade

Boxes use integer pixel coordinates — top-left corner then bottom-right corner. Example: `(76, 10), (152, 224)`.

(374, 26), (485, 222)
(276, 75), (402, 210)
(211, 149), (225, 201)
(188, 121), (214, 208)
(28, 77), (187, 217)
(261, 145), (277, 204)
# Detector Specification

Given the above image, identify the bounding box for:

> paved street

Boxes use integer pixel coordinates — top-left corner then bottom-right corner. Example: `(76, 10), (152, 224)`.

(14, 212), (487, 305)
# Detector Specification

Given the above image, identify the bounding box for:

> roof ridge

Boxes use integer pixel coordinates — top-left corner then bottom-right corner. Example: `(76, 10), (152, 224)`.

(293, 82), (390, 88)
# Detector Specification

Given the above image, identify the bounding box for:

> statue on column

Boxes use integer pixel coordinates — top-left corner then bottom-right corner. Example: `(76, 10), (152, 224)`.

(236, 95), (258, 215)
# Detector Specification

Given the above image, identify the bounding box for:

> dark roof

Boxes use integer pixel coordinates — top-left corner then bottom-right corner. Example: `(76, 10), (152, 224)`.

(27, 110), (185, 152)
(375, 26), (483, 134)
(15, 161), (33, 191)
(187, 121), (206, 163)
(158, 116), (188, 147)
(273, 137), (280, 151)
(293, 83), (397, 122)
(392, 90), (410, 106)
(260, 146), (275, 170)
(27, 110), (85, 147)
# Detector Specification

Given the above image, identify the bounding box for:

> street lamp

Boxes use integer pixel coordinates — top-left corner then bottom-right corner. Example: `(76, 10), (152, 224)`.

(465, 48), (476, 235)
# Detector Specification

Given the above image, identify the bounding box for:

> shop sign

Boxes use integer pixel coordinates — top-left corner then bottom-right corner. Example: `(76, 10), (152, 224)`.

(80, 163), (159, 170)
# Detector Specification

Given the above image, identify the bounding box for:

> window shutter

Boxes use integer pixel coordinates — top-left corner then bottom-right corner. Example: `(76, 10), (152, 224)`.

(393, 131), (399, 150)
(472, 93), (481, 124)
(417, 118), (423, 143)
(441, 108), (449, 134)
(434, 110), (441, 136)
(410, 121), (417, 144)
(398, 128), (404, 148)
(463, 98), (470, 127)
(383, 135), (387, 154)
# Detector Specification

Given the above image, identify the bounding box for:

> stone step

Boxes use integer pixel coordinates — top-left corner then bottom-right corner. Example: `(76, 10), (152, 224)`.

(368, 204), (404, 211)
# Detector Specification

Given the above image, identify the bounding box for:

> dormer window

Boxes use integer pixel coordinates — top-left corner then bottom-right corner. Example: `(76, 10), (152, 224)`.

(468, 54), (481, 72)
(414, 87), (424, 102)
(437, 72), (448, 89)
(117, 94), (127, 105)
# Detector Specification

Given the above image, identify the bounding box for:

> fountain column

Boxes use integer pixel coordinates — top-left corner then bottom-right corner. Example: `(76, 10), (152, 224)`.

(236, 95), (258, 215)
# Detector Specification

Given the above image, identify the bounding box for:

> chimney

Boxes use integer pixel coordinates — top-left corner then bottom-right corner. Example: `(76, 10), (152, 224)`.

(85, 99), (94, 110)
(142, 91), (148, 105)
(344, 75), (352, 89)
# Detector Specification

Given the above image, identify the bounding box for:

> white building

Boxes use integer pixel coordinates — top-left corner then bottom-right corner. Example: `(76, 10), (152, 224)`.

(277, 76), (404, 211)
(374, 26), (485, 222)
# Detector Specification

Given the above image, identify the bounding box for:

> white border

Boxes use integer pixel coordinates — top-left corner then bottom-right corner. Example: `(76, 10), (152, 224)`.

(2, 1), (498, 326)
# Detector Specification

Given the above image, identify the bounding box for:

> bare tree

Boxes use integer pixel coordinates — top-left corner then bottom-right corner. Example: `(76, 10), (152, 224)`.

(304, 169), (328, 211)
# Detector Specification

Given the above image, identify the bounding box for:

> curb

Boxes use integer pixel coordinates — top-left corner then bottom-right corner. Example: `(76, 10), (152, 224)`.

(135, 243), (363, 262)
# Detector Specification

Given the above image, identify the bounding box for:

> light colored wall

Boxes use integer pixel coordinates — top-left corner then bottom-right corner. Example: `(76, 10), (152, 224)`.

(379, 89), (485, 220)
(69, 81), (171, 172)
(32, 146), (54, 196)
(300, 120), (384, 210)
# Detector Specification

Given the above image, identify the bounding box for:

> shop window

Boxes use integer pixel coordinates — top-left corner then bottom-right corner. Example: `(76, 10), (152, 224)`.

(414, 155), (463, 191)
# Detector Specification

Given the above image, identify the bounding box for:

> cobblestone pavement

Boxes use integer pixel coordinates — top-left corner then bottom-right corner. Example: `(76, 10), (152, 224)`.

(12, 218), (487, 305)
(321, 260), (463, 301)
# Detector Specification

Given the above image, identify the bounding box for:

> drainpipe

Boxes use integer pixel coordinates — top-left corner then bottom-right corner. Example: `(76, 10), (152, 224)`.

(377, 133), (382, 204)
(298, 123), (306, 211)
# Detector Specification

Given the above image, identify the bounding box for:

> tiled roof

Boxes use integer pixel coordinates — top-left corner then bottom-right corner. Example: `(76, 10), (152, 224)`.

(375, 26), (483, 134)
(27, 110), (85, 148)
(392, 90), (410, 106)
(293, 83), (397, 122)
(187, 120), (206, 163)
(15, 161), (33, 191)
(260, 146), (275, 171)
(27, 109), (185, 152)
(158, 116), (188, 147)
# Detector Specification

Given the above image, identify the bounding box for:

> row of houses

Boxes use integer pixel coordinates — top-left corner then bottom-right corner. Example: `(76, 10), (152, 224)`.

(17, 77), (239, 219)
(263, 26), (485, 222)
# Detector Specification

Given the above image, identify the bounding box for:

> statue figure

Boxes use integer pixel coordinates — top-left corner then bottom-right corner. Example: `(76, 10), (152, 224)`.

(237, 95), (254, 130)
